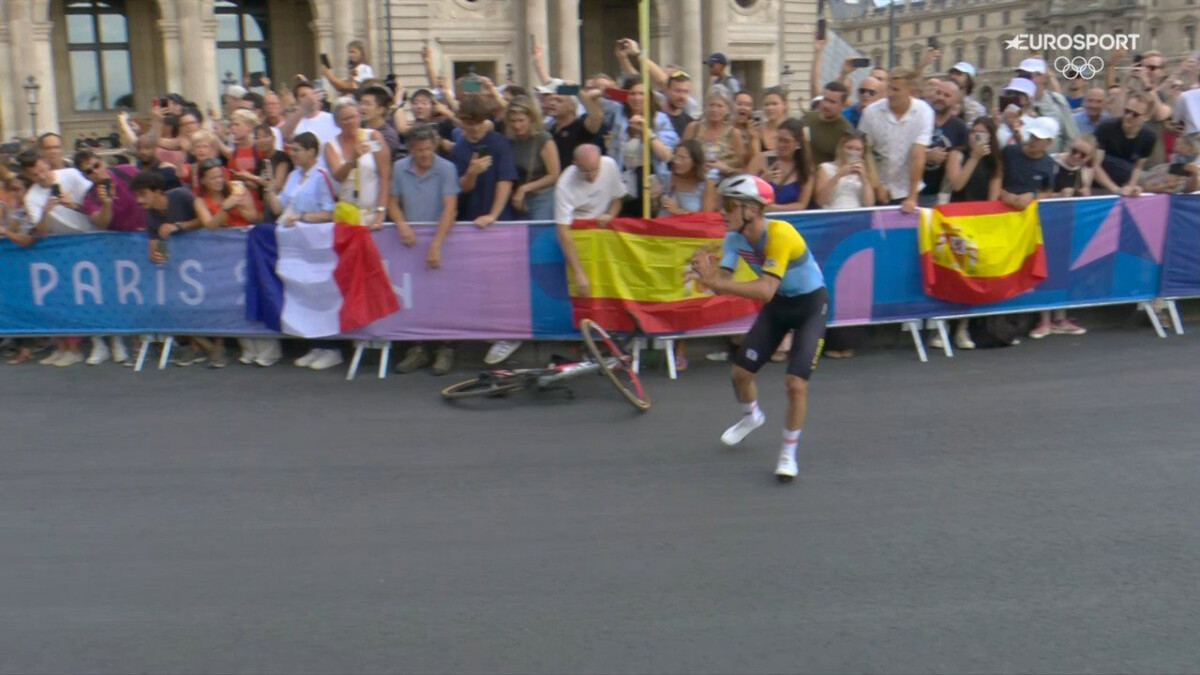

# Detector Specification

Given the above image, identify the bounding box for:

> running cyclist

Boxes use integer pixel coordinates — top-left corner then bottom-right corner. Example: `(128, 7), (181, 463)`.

(690, 174), (827, 482)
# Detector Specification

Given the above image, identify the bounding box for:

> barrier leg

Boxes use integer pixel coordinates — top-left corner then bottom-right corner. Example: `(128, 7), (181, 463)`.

(134, 335), (151, 372)
(1166, 300), (1184, 335)
(1140, 302), (1167, 338)
(377, 342), (391, 379)
(157, 336), (174, 370)
(663, 338), (677, 380)
(631, 338), (642, 375)
(904, 321), (929, 363)
(935, 319), (954, 358)
(346, 341), (365, 381)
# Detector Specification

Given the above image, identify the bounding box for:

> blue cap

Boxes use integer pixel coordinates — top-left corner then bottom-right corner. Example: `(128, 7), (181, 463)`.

(705, 53), (729, 65)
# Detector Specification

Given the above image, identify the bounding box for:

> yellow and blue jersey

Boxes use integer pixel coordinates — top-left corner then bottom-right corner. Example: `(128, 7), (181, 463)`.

(719, 219), (825, 297)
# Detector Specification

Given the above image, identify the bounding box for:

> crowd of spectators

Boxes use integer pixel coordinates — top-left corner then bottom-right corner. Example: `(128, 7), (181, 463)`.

(3, 37), (1198, 370)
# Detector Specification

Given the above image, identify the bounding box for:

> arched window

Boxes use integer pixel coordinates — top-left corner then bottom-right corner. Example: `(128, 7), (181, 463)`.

(216, 0), (270, 90)
(65, 0), (133, 111)
(999, 37), (1012, 68)
(872, 49), (884, 68)
(912, 46), (923, 68)
(976, 41), (988, 70)
(952, 41), (965, 65)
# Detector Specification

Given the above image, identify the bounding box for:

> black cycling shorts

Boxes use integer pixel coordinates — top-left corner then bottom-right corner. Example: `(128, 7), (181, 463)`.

(732, 287), (828, 380)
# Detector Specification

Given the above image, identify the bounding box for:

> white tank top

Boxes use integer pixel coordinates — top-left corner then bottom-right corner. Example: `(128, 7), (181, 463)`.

(328, 131), (380, 210)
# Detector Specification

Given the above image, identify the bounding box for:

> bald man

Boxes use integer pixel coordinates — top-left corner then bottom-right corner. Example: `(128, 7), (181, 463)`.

(1073, 88), (1112, 135)
(919, 79), (969, 207)
(844, 75), (883, 129)
(554, 144), (628, 297)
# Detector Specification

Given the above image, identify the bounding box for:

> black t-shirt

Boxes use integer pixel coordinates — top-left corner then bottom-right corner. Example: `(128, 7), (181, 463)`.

(949, 158), (996, 203)
(145, 187), (198, 238)
(551, 115), (604, 167)
(1001, 145), (1056, 196)
(921, 115), (969, 195)
(666, 110), (693, 139)
(1094, 118), (1157, 186)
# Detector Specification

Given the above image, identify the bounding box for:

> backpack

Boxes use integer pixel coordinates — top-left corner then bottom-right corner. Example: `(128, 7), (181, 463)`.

(968, 313), (1036, 348)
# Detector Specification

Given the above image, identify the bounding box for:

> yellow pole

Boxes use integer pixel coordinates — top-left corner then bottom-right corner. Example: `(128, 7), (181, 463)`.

(640, 0), (651, 219)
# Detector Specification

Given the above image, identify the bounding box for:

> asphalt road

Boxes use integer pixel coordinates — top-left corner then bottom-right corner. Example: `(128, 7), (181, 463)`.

(2, 327), (1198, 674)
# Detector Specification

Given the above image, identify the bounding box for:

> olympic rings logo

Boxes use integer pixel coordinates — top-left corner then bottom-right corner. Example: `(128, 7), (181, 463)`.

(1054, 56), (1105, 80)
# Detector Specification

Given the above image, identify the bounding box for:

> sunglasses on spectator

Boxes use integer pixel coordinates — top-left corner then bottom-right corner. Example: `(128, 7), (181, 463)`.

(858, 88), (877, 96)
(83, 162), (104, 175)
(1124, 108), (1144, 119)
(1145, 64), (1164, 71)
(1069, 147), (1091, 157)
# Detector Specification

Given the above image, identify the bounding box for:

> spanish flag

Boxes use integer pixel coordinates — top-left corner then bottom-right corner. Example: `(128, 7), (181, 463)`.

(570, 213), (761, 333)
(918, 201), (1047, 305)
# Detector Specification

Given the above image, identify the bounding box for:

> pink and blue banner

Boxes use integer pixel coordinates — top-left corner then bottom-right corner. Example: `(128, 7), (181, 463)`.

(0, 195), (1187, 338)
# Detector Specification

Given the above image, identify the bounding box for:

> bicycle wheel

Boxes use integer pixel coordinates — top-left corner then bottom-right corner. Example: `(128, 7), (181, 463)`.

(580, 319), (651, 412)
(441, 372), (527, 400)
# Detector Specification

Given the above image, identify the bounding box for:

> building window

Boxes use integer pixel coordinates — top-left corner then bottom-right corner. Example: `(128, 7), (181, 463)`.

(912, 47), (923, 67)
(65, 0), (133, 111)
(999, 38), (1011, 68)
(1003, 10), (1011, 23)
(857, 29), (863, 43)
(976, 43), (987, 69)
(935, 19), (942, 32)
(872, 49), (884, 68)
(914, 22), (921, 36)
(1150, 26), (1158, 48)
(875, 26), (881, 41)
(1188, 25), (1196, 51)
(216, 0), (270, 90)
(954, 44), (964, 64)
(979, 13), (987, 28)
(956, 16), (963, 31)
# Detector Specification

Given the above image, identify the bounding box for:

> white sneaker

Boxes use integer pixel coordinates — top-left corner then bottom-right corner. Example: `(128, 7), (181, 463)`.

(255, 339), (281, 367)
(720, 411), (766, 446)
(484, 340), (523, 365)
(56, 351), (84, 367)
(928, 332), (944, 349)
(774, 452), (799, 482)
(308, 348), (344, 370)
(39, 351), (64, 366)
(86, 337), (111, 365)
(294, 349), (322, 368)
(954, 330), (975, 350)
(110, 337), (130, 364)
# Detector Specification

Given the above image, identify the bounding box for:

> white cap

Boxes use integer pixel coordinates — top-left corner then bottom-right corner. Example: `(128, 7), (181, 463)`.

(950, 62), (977, 78)
(534, 78), (565, 95)
(1003, 77), (1038, 100)
(1018, 58), (1047, 74)
(1028, 116), (1061, 140)
(225, 84), (247, 98)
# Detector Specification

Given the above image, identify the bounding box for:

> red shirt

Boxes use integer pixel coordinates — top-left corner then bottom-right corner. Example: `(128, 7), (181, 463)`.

(200, 192), (254, 227)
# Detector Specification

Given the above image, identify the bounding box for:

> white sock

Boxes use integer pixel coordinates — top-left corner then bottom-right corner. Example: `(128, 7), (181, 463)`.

(742, 400), (761, 418)
(781, 428), (801, 460)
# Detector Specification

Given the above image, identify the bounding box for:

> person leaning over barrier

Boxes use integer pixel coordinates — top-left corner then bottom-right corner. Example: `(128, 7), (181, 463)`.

(388, 124), (461, 376)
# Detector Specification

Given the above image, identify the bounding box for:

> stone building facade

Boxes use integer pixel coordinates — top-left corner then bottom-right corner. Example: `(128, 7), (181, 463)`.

(0, 0), (819, 146)
(832, 0), (1197, 112)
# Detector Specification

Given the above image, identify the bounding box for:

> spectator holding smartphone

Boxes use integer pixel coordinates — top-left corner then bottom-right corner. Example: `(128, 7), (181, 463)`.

(946, 117), (1003, 203)
(326, 97), (391, 227)
(815, 132), (881, 210)
(321, 41), (375, 95)
(19, 151), (93, 235)
(609, 80), (678, 216)
(918, 80), (969, 207)
(764, 118), (814, 211)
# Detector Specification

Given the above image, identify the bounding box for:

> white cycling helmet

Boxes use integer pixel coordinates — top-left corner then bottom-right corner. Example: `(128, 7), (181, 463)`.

(717, 173), (775, 206)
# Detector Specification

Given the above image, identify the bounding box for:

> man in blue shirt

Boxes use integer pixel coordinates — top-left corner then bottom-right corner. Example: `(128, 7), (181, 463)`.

(451, 97), (518, 225)
(389, 124), (462, 376)
(1072, 87), (1112, 136)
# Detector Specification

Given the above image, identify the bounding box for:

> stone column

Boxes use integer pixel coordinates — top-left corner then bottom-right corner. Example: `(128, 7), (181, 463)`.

(311, 16), (336, 97)
(0, 11), (16, 140)
(555, 0), (581, 83)
(525, 0), (550, 85)
(158, 19), (183, 96)
(31, 19), (59, 135)
(703, 0), (728, 99)
(678, 0), (702, 80)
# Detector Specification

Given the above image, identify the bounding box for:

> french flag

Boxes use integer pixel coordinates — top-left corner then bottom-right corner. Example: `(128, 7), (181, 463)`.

(245, 222), (401, 337)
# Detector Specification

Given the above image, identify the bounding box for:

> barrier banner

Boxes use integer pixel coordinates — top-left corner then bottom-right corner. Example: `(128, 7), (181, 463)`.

(1161, 193), (1200, 298)
(0, 196), (1177, 338)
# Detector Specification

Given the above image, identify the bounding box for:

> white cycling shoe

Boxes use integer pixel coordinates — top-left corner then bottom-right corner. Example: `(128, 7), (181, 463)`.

(720, 412), (765, 446)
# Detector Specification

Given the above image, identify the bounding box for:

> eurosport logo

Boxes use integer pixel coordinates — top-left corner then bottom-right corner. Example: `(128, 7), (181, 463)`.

(1004, 33), (1140, 52)
(1055, 56), (1105, 80)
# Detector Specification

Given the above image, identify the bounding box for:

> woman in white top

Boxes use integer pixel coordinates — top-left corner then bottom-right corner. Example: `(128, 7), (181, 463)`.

(814, 133), (885, 360)
(325, 97), (390, 227)
(814, 132), (883, 209)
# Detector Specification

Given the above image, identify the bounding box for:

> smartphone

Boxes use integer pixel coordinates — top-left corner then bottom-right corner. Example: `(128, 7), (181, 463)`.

(973, 130), (989, 145)
(556, 83), (581, 96)
(319, 53), (331, 69)
(816, 18), (827, 41)
(850, 57), (872, 68)
(765, 151), (779, 167)
(154, 238), (169, 263)
(248, 71), (265, 87)
(928, 37), (940, 49)
(751, 110), (765, 124)
(1169, 163), (1191, 176)
(384, 72), (397, 92)
(604, 87), (629, 103)
(998, 93), (1021, 112)
(474, 145), (490, 159)
(49, 184), (61, 198)
(461, 78), (483, 94)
